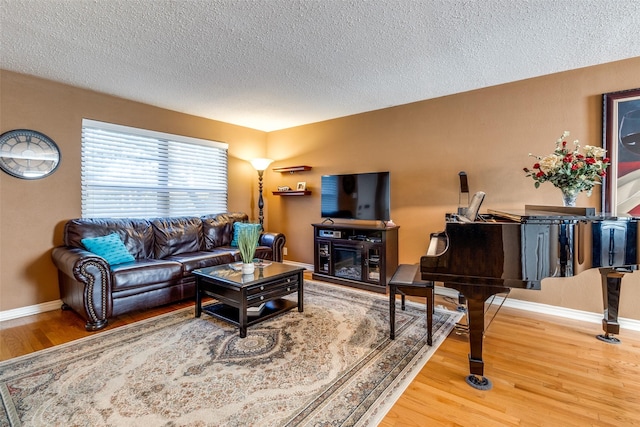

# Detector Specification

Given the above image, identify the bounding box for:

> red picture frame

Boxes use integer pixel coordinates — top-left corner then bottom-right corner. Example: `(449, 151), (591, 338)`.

(602, 88), (640, 214)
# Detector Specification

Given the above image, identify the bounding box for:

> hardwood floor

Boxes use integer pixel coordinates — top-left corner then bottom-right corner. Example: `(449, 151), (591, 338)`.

(0, 300), (197, 361)
(380, 304), (640, 427)
(2, 291), (640, 426)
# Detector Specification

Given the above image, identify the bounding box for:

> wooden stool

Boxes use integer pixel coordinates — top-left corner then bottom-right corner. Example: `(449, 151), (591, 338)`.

(389, 264), (434, 345)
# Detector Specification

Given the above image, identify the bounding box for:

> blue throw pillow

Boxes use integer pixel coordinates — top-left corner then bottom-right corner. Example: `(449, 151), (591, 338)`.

(81, 233), (135, 265)
(230, 222), (262, 247)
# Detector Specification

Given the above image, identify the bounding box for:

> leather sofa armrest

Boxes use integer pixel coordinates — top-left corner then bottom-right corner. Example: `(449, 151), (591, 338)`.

(51, 246), (113, 330)
(52, 246), (109, 279)
(259, 232), (286, 262)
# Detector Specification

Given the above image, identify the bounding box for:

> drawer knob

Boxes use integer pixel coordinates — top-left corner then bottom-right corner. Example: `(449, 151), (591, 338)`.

(260, 296), (264, 300)
(260, 285), (265, 290)
(287, 287), (291, 291)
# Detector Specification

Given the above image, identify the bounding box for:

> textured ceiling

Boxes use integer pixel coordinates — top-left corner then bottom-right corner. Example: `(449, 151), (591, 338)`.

(1, 0), (639, 132)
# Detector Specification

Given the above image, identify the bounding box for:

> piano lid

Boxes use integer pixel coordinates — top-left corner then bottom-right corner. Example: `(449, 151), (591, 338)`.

(487, 205), (636, 222)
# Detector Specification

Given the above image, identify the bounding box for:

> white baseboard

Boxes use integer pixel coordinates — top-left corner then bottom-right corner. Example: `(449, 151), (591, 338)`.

(0, 299), (62, 322)
(493, 295), (640, 332)
(283, 260), (314, 271)
(433, 285), (460, 299)
(433, 285), (640, 333)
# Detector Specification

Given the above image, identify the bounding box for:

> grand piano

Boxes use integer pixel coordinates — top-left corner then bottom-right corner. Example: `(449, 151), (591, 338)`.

(421, 204), (638, 390)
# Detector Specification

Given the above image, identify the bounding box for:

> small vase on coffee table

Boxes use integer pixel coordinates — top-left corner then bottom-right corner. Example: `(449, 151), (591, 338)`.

(241, 262), (255, 275)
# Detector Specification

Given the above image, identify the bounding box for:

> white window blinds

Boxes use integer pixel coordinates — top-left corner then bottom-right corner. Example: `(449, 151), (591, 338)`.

(81, 119), (228, 218)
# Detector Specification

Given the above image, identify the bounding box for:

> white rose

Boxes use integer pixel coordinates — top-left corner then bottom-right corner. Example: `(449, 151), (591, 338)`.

(584, 145), (606, 158)
(538, 154), (563, 174)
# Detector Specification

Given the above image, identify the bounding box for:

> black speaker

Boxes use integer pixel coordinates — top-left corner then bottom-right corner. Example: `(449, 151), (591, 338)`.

(459, 171), (469, 193)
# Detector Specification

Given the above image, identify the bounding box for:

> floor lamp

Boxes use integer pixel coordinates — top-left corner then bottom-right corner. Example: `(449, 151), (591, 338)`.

(250, 158), (274, 227)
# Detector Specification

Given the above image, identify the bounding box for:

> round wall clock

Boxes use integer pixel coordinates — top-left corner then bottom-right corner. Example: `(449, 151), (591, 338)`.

(0, 129), (61, 179)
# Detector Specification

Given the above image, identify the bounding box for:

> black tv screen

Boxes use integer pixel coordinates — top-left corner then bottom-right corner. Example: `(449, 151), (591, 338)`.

(321, 172), (390, 221)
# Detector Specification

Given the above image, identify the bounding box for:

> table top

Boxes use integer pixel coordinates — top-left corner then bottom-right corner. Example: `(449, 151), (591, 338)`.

(193, 261), (305, 287)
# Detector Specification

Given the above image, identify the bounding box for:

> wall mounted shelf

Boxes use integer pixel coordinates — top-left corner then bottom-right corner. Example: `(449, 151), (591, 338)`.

(272, 190), (311, 196)
(272, 165), (312, 173)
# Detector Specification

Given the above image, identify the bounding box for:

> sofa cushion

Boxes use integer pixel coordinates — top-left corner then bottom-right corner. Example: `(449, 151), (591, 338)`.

(65, 218), (154, 259)
(215, 246), (241, 261)
(230, 222), (262, 247)
(151, 217), (203, 259)
(81, 233), (135, 265)
(201, 212), (248, 249)
(110, 259), (183, 291)
(166, 250), (235, 274)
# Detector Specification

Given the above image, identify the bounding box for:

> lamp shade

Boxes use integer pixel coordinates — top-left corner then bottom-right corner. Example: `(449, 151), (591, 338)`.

(250, 158), (274, 171)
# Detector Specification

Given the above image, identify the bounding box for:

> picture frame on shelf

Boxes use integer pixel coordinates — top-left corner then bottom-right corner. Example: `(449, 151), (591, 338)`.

(602, 88), (640, 215)
(296, 182), (306, 191)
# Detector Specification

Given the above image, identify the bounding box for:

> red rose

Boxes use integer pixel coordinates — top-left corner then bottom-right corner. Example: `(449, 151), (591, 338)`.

(562, 140), (567, 147)
(536, 171), (545, 178)
(577, 154), (585, 159)
(571, 163), (579, 170)
(603, 157), (610, 163)
(563, 155), (573, 163)
(585, 158), (596, 164)
(533, 163), (540, 169)
(600, 170), (607, 177)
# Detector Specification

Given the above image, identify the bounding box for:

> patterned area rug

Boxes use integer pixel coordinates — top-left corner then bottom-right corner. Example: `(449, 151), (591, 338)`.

(0, 280), (461, 427)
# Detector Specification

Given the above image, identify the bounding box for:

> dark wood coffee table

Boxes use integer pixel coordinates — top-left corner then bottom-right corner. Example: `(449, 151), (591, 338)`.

(193, 262), (304, 337)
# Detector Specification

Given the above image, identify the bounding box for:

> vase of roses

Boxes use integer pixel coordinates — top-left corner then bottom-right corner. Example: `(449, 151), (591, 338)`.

(524, 131), (610, 207)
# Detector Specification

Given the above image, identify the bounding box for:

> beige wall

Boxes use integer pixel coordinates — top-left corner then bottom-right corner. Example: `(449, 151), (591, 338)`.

(2, 58), (640, 321)
(0, 70), (268, 312)
(266, 57), (640, 320)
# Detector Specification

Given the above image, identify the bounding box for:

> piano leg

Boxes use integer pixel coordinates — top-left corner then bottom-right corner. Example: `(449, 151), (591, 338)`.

(465, 295), (493, 390)
(446, 283), (510, 391)
(597, 268), (626, 344)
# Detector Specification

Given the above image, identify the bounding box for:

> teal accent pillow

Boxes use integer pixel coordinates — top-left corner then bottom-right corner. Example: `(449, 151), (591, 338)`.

(230, 222), (262, 247)
(81, 233), (135, 265)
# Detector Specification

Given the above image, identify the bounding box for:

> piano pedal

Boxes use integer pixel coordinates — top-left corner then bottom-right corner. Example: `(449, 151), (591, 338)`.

(454, 323), (469, 335)
(454, 300), (468, 334)
(596, 334), (621, 344)
(465, 375), (492, 390)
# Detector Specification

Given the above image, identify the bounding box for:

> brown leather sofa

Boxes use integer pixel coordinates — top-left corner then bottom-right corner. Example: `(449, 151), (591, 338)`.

(51, 212), (285, 331)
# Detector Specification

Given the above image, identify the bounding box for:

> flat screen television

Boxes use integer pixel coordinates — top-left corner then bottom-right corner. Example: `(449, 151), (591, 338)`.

(321, 172), (391, 221)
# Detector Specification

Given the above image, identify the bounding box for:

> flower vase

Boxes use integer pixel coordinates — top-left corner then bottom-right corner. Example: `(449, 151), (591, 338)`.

(241, 262), (255, 275)
(561, 189), (578, 207)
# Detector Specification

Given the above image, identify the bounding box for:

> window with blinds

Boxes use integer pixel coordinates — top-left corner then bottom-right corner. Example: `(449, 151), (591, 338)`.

(81, 119), (228, 218)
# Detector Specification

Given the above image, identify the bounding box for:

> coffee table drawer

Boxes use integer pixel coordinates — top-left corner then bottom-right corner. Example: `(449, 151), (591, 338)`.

(247, 276), (299, 303)
(247, 275), (298, 295)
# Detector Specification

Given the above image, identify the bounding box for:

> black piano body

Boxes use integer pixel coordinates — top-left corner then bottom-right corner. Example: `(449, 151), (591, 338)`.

(420, 206), (638, 390)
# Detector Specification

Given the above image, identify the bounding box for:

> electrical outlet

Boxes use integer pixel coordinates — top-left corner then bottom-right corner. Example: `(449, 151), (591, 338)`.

(283, 247), (288, 256)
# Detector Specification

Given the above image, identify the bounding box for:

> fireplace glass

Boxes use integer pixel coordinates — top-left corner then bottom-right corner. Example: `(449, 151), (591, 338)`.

(334, 245), (362, 281)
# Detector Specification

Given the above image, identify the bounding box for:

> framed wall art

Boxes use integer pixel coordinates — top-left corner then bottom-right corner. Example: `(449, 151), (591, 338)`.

(602, 88), (640, 214)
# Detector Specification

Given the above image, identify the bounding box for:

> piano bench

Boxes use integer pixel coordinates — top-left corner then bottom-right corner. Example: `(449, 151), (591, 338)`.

(389, 264), (434, 345)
